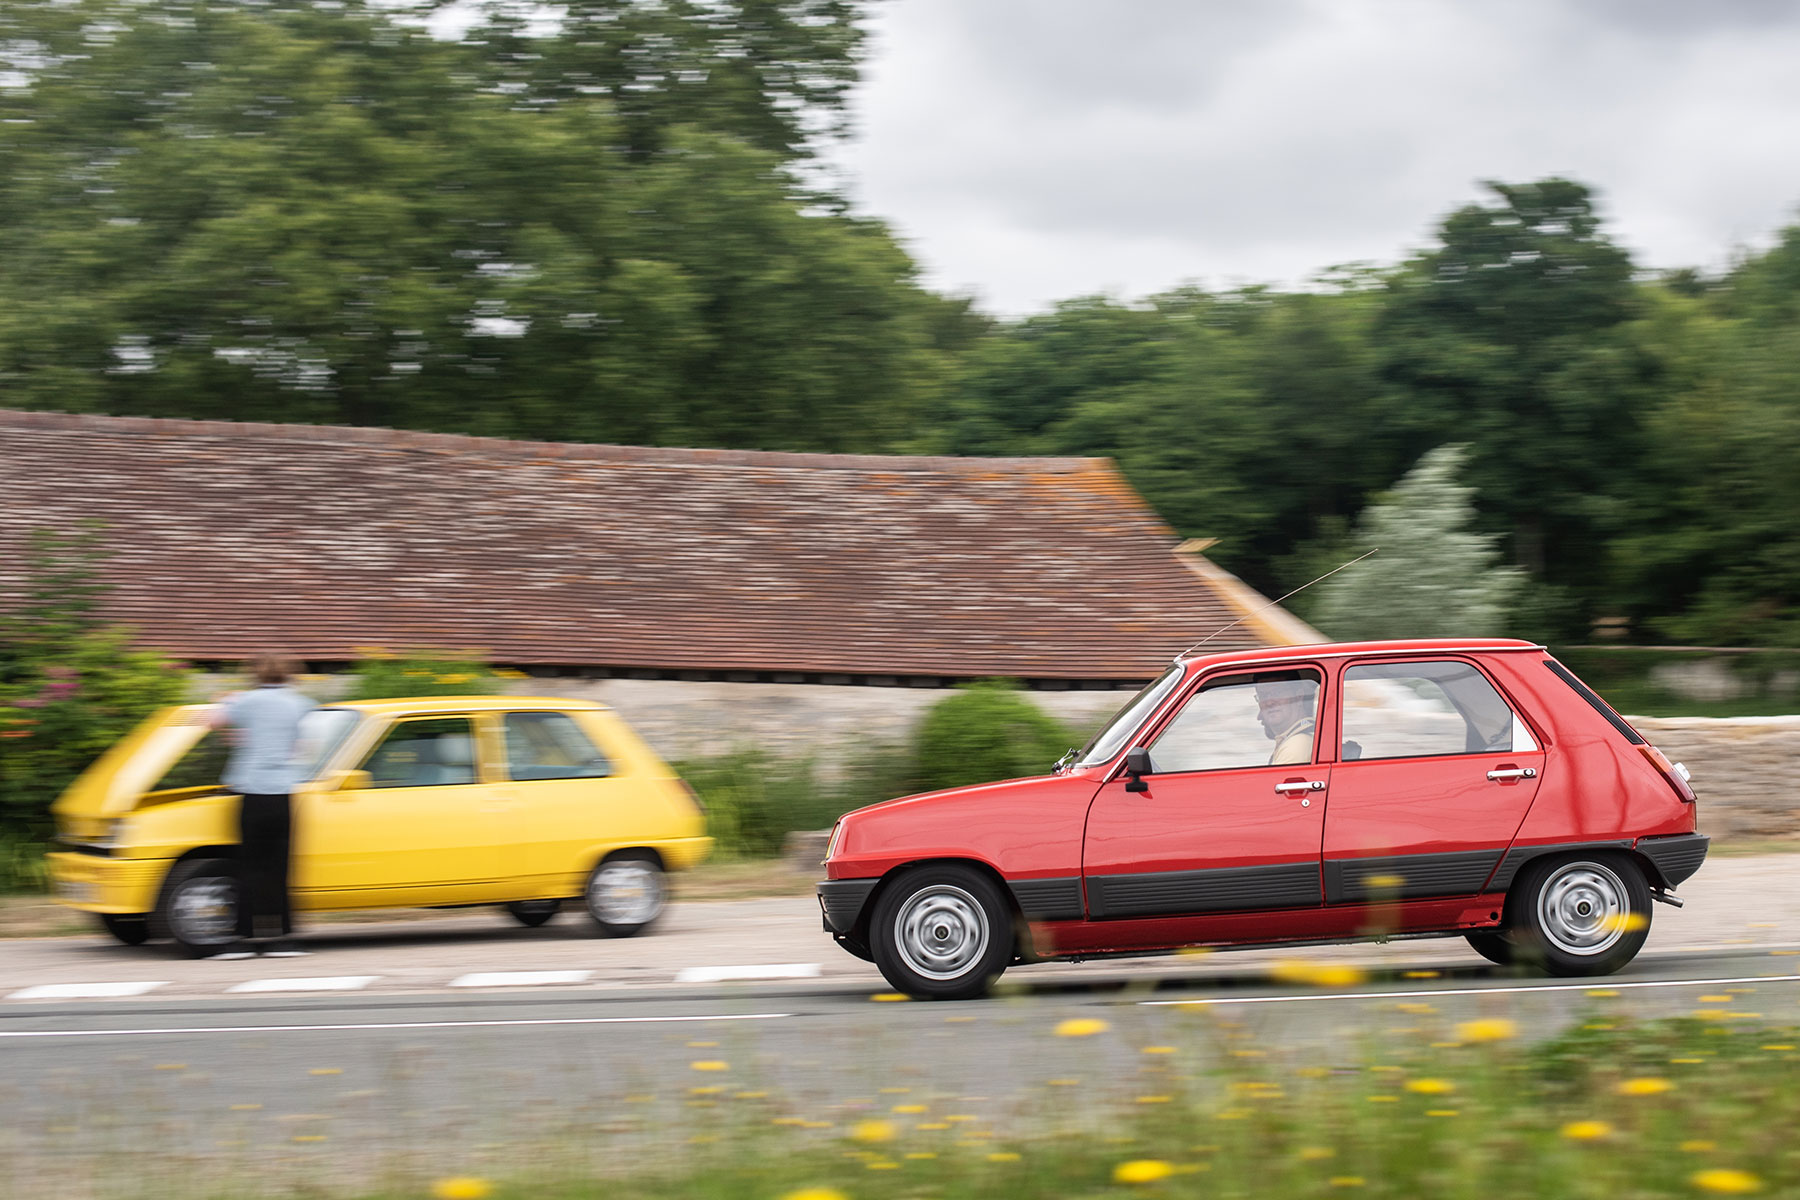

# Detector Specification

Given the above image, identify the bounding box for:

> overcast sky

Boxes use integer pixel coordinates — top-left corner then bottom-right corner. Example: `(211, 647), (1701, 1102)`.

(826, 0), (1800, 316)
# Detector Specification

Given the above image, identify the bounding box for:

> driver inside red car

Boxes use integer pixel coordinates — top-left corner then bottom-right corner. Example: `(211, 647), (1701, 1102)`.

(1255, 678), (1316, 765)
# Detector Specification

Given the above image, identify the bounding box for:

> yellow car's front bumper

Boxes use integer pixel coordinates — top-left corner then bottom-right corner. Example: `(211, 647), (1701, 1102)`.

(46, 852), (169, 915)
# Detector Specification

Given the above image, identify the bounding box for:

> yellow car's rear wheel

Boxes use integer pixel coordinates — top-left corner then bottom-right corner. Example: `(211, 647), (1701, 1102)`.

(584, 852), (666, 937)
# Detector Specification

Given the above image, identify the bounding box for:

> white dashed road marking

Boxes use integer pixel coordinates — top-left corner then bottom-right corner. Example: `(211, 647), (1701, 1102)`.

(8, 982), (170, 1001)
(226, 976), (382, 994)
(675, 963), (822, 984)
(0, 1012), (794, 1040)
(1138, 972), (1800, 1008)
(449, 970), (593, 988)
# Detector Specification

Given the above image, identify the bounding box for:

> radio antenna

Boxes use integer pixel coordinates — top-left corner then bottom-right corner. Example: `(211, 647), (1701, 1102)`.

(1177, 548), (1379, 659)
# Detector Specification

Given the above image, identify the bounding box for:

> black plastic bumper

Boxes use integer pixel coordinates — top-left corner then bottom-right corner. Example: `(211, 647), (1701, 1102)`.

(818, 878), (879, 934)
(1638, 833), (1710, 889)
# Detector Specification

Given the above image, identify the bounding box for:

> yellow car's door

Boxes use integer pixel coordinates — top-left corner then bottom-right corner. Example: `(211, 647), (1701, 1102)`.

(296, 714), (507, 907)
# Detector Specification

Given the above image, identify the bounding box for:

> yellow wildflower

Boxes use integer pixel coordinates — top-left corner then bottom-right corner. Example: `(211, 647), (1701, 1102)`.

(1617, 1077), (1674, 1096)
(1562, 1120), (1613, 1141)
(988, 1151), (1022, 1163)
(849, 1120), (896, 1143)
(1691, 1169), (1763, 1194)
(1457, 1018), (1518, 1043)
(779, 1190), (849, 1200)
(431, 1180), (493, 1200)
(1405, 1078), (1454, 1095)
(689, 1060), (728, 1072)
(1113, 1160), (1176, 1184)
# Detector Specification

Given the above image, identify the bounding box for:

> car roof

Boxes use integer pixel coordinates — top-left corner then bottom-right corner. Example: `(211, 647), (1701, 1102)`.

(323, 695), (608, 715)
(1179, 637), (1546, 673)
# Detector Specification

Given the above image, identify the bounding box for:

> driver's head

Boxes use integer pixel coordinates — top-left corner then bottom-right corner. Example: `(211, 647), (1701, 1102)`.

(1254, 678), (1313, 738)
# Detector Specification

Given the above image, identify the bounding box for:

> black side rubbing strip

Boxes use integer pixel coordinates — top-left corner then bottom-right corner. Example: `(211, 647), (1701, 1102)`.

(1545, 660), (1645, 745)
(1088, 862), (1321, 919)
(1008, 877), (1085, 922)
(1488, 840), (1635, 892)
(1323, 850), (1504, 904)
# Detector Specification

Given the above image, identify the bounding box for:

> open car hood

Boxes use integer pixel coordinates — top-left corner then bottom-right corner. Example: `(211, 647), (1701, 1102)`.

(50, 705), (216, 823)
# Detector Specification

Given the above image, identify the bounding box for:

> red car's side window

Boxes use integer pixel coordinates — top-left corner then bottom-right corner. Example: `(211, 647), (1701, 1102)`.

(1339, 659), (1536, 761)
(1148, 667), (1324, 773)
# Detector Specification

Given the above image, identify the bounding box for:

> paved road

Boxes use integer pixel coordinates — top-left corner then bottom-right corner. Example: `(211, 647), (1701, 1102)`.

(4, 854), (1797, 1192)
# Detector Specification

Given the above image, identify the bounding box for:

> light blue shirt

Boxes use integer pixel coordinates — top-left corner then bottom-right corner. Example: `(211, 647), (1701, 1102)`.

(222, 685), (316, 795)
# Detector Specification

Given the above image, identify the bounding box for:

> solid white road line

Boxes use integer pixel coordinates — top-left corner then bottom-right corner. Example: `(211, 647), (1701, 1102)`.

(8, 982), (170, 1001)
(449, 970), (593, 988)
(226, 976), (381, 994)
(0, 1012), (793, 1040)
(1139, 972), (1800, 1008)
(675, 963), (823, 984)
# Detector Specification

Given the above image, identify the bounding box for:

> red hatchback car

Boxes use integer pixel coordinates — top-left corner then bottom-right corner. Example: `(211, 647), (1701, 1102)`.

(818, 639), (1706, 999)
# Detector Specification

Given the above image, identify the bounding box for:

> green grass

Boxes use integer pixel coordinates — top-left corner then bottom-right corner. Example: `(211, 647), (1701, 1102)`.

(23, 1011), (1799, 1199)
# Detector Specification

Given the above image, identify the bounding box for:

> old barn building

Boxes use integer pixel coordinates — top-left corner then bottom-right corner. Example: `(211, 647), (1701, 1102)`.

(1, 409), (1322, 756)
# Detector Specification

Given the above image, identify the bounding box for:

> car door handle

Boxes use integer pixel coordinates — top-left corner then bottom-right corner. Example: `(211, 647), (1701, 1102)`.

(1486, 767), (1537, 781)
(1274, 780), (1326, 794)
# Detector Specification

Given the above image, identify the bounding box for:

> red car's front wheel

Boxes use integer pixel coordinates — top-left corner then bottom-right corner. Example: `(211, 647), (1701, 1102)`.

(870, 864), (1013, 1000)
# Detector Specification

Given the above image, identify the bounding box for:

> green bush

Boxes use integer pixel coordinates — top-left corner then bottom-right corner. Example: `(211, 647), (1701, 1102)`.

(677, 739), (920, 859)
(345, 652), (504, 700)
(675, 748), (840, 860)
(911, 680), (1073, 794)
(0, 527), (191, 843)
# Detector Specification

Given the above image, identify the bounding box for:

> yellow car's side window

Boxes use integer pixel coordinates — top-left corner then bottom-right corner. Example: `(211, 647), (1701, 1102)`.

(504, 712), (612, 781)
(361, 717), (478, 788)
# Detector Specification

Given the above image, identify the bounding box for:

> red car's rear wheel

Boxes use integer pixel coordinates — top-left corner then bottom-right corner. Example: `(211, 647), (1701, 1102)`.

(1510, 853), (1651, 976)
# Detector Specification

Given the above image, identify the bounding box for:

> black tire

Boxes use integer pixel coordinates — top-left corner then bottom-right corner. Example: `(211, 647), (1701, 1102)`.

(153, 858), (242, 957)
(869, 864), (1013, 1001)
(1509, 853), (1651, 977)
(98, 912), (151, 946)
(506, 899), (562, 928)
(583, 852), (666, 937)
(1464, 930), (1515, 966)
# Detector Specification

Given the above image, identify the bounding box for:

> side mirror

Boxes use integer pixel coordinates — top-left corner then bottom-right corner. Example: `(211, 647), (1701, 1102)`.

(335, 769), (372, 793)
(1123, 747), (1152, 793)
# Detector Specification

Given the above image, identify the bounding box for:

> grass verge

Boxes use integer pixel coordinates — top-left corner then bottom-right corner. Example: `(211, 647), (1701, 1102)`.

(30, 1010), (1800, 1199)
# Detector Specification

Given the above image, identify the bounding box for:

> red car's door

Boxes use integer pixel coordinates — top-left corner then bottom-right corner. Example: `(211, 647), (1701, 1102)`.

(1321, 657), (1545, 903)
(1083, 666), (1329, 921)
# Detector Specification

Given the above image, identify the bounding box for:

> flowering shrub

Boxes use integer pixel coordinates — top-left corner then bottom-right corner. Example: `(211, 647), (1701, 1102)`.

(0, 528), (189, 861)
(343, 651), (503, 700)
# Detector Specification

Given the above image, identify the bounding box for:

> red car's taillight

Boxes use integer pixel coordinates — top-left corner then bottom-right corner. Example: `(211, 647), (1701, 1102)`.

(1639, 744), (1696, 803)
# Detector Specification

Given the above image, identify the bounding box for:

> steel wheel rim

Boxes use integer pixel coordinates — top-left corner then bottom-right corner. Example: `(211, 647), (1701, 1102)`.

(590, 861), (663, 926)
(894, 884), (989, 981)
(1537, 861), (1628, 955)
(172, 876), (239, 945)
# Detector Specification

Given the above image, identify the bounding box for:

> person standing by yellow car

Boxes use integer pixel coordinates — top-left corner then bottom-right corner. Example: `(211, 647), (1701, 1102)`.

(207, 653), (315, 959)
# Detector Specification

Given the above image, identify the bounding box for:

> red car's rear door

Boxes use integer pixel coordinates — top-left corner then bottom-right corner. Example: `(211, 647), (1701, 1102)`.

(1082, 665), (1330, 922)
(1321, 656), (1545, 903)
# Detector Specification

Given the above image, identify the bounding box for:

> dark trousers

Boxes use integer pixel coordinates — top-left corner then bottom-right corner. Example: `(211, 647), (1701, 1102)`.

(236, 793), (294, 941)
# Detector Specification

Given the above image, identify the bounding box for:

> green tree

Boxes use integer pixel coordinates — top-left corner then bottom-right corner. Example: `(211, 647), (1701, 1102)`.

(1375, 179), (1664, 629)
(1311, 445), (1523, 640)
(0, 0), (942, 451)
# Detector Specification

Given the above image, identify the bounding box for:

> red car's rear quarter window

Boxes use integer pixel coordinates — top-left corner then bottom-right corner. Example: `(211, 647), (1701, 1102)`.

(1544, 659), (1646, 745)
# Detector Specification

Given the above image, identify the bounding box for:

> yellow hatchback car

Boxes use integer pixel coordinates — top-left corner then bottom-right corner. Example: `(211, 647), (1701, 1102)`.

(48, 696), (711, 954)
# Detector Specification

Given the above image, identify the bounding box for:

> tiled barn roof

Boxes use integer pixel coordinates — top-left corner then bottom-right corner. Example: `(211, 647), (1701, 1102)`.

(0, 410), (1311, 679)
